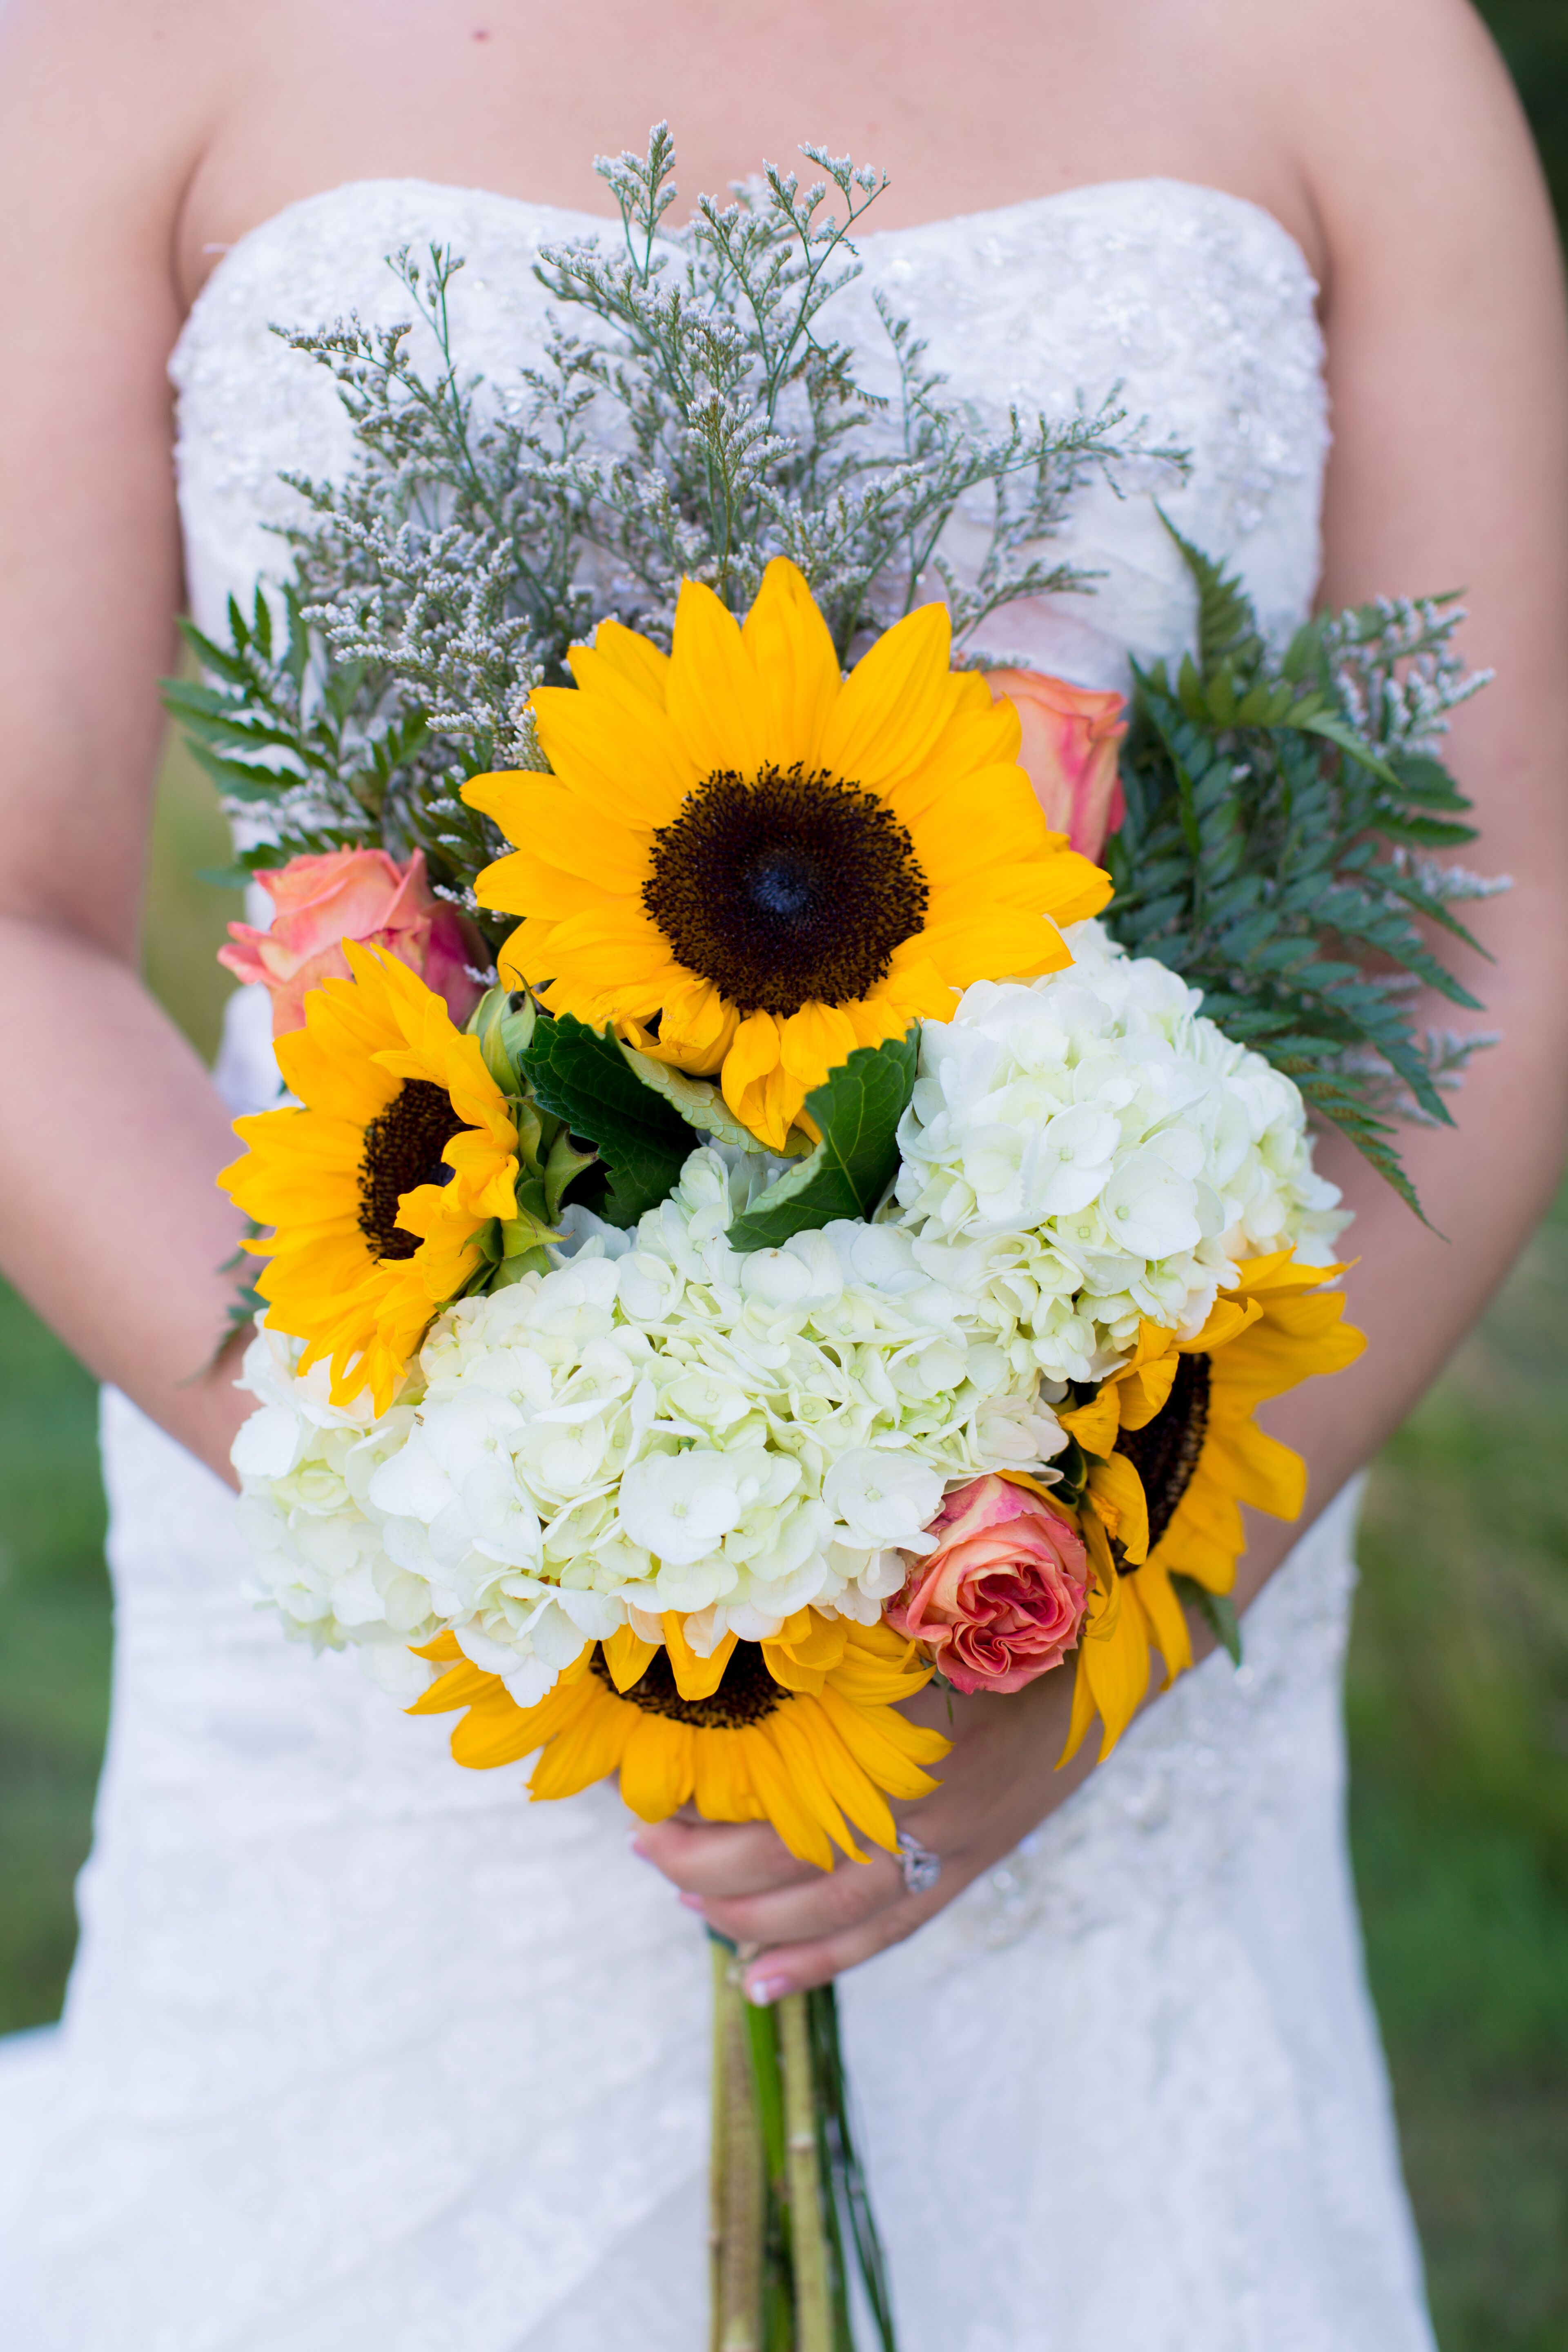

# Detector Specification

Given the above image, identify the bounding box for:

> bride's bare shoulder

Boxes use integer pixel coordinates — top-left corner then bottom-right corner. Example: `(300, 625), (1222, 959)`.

(0, 0), (239, 281)
(1245, 0), (1548, 256)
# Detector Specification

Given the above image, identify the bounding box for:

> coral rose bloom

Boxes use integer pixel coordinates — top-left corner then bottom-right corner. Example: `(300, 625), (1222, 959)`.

(986, 669), (1128, 861)
(219, 848), (487, 1035)
(886, 1474), (1091, 1695)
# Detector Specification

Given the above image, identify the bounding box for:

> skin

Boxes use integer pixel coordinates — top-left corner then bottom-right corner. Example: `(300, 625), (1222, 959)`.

(0, 0), (1565, 2004)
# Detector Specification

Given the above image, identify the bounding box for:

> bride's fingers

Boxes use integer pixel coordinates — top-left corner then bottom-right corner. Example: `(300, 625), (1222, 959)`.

(737, 1871), (959, 2002)
(630, 1815), (817, 1898)
(695, 1846), (904, 1950)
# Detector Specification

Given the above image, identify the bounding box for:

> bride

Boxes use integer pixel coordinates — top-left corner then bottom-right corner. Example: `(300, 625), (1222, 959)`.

(1, 0), (1565, 2344)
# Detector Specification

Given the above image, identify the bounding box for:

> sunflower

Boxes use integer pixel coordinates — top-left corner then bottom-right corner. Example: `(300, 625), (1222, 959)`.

(463, 558), (1111, 1151)
(408, 1608), (951, 1869)
(220, 943), (520, 1413)
(1057, 1253), (1365, 1762)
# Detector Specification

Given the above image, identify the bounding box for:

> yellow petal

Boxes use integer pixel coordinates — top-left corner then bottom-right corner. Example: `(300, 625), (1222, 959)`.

(815, 1686), (947, 1800)
(820, 601), (956, 791)
(662, 1616), (738, 1702)
(1134, 1559), (1194, 1684)
(904, 765), (1058, 883)
(692, 1726), (763, 1824)
(777, 1000), (858, 1089)
(665, 579), (770, 778)
(760, 1608), (849, 1696)
(739, 557), (842, 769)
(738, 1724), (838, 1869)
(762, 1706), (866, 1864)
(1087, 1452), (1151, 1566)
(603, 1625), (658, 1693)
(1059, 1390), (1121, 1456)
(528, 1693), (630, 1800)
(528, 686), (695, 829)
(618, 1713), (695, 1820)
(915, 905), (1073, 987)
(569, 620), (672, 710)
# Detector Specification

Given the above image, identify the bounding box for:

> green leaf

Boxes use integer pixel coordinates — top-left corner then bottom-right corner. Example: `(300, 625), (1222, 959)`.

(727, 1031), (918, 1252)
(1170, 1573), (1243, 1667)
(520, 1013), (699, 1227)
(181, 739), (303, 803)
(1296, 711), (1403, 790)
(1156, 509), (1265, 677)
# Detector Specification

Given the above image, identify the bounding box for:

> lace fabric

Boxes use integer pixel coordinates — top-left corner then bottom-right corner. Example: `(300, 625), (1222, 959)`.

(0, 177), (1434, 2350)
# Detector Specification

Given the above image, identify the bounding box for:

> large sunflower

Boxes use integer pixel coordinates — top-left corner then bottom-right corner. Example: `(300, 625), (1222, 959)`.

(220, 943), (520, 1413)
(408, 1608), (950, 1869)
(464, 558), (1111, 1151)
(1058, 1253), (1365, 1761)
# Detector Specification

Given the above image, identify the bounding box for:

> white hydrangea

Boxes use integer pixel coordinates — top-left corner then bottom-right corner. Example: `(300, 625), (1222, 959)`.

(232, 1147), (1066, 1703)
(891, 920), (1348, 1383)
(229, 1328), (441, 1702)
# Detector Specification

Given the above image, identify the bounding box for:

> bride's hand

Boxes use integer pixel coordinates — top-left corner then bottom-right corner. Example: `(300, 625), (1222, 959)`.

(630, 1662), (1104, 2000)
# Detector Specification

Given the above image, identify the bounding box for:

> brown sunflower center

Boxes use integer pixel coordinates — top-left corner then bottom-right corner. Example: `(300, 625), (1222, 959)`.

(357, 1079), (466, 1263)
(591, 1638), (784, 1729)
(642, 763), (929, 1018)
(1111, 1351), (1212, 1569)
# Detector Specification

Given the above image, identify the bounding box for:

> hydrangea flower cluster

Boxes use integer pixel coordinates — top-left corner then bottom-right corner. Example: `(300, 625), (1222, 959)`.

(233, 1148), (1067, 1704)
(891, 922), (1347, 1382)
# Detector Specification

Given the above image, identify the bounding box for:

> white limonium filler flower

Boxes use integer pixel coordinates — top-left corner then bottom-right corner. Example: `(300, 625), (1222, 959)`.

(231, 1147), (1067, 1707)
(891, 920), (1348, 1383)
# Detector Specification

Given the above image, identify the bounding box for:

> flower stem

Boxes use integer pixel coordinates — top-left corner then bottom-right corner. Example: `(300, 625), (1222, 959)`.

(779, 1992), (834, 2352)
(711, 1940), (767, 2351)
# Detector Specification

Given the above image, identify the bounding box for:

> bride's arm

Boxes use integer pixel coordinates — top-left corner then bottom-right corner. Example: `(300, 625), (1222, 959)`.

(653, 0), (1568, 1995)
(0, 2), (252, 1482)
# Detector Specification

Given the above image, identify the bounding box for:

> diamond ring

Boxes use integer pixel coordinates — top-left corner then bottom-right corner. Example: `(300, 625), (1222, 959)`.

(895, 1829), (942, 1896)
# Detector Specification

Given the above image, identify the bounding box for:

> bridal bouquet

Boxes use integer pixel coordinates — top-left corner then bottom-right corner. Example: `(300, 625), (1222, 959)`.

(180, 130), (1493, 2350)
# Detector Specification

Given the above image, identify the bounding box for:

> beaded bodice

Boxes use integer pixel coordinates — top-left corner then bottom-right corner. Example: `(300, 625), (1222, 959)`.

(172, 175), (1327, 692)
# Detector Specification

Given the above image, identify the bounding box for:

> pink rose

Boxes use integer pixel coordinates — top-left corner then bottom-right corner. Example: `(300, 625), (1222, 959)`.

(218, 848), (488, 1035)
(987, 668), (1129, 861)
(885, 1474), (1091, 1695)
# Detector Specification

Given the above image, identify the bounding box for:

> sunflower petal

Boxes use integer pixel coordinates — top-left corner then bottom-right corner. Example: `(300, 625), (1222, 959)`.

(820, 601), (956, 791)
(527, 688), (695, 831)
(666, 579), (770, 778)
(740, 557), (841, 768)
(618, 1713), (696, 1821)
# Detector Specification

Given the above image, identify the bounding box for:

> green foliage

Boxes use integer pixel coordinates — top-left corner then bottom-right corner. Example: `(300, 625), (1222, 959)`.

(1104, 521), (1496, 1215)
(727, 1031), (917, 1251)
(534, 129), (1173, 656)
(519, 1013), (701, 1227)
(165, 129), (1174, 930)
(163, 586), (512, 949)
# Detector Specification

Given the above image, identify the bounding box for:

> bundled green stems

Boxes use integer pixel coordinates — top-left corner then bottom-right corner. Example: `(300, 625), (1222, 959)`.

(709, 1938), (898, 2352)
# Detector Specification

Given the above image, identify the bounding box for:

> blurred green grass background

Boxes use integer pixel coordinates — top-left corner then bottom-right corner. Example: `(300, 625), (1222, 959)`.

(3, 11), (1568, 2343)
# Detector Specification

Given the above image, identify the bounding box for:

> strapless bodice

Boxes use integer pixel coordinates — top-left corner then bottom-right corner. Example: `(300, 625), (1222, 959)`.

(170, 176), (1327, 695)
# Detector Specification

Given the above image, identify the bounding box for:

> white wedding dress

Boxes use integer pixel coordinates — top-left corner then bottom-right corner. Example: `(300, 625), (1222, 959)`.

(0, 178), (1437, 2350)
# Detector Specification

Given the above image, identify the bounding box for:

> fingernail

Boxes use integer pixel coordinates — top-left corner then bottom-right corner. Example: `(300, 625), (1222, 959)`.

(677, 1891), (706, 1913)
(747, 1975), (791, 2007)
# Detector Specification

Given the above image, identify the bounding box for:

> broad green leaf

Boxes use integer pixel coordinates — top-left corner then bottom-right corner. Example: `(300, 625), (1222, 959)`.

(521, 1013), (700, 1227)
(727, 1031), (918, 1252)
